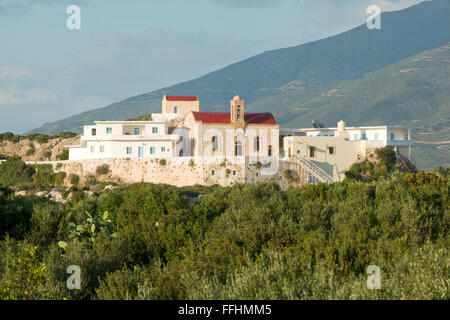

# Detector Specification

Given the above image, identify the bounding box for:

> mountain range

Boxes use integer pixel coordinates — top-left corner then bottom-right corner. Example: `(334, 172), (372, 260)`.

(28, 0), (450, 169)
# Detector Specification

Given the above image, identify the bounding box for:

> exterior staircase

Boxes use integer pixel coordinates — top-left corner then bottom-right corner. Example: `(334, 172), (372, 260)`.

(290, 157), (335, 184)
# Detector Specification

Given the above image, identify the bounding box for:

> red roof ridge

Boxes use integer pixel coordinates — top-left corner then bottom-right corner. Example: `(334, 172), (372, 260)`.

(190, 111), (275, 125)
(165, 95), (198, 101)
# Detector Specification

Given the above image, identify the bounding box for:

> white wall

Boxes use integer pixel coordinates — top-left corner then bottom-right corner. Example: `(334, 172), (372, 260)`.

(75, 140), (174, 160)
(69, 147), (88, 161)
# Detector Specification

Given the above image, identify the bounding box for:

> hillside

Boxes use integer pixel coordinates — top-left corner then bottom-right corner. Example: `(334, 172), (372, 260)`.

(28, 0), (450, 135)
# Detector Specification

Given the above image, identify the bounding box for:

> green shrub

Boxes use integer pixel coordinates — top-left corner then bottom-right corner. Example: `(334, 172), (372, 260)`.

(10, 135), (20, 143)
(56, 149), (69, 161)
(32, 164), (55, 187)
(284, 169), (292, 182)
(85, 174), (97, 187)
(95, 266), (142, 300)
(375, 147), (396, 171)
(25, 149), (35, 157)
(0, 194), (34, 239)
(345, 147), (408, 182)
(70, 174), (80, 186)
(96, 164), (110, 176)
(42, 150), (52, 160)
(25, 134), (49, 144)
(55, 132), (77, 139)
(54, 171), (67, 186)
(0, 132), (14, 141)
(0, 246), (52, 300)
(58, 211), (116, 251)
(0, 157), (35, 188)
(159, 159), (166, 166)
(28, 202), (70, 247)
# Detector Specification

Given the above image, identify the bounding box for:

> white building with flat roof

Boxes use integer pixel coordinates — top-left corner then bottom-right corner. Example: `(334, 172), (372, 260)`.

(281, 120), (413, 182)
(67, 120), (180, 161)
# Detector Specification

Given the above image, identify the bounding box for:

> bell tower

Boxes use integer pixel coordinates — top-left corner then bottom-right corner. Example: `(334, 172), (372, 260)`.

(230, 95), (245, 128)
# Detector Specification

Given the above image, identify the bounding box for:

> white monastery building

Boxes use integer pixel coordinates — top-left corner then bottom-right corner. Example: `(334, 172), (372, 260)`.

(66, 95), (413, 183)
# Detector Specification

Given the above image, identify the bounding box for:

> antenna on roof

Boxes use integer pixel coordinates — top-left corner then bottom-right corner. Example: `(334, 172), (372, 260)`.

(312, 120), (324, 128)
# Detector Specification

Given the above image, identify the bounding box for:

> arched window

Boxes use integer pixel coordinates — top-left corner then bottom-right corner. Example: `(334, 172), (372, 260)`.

(268, 145), (272, 156)
(236, 106), (241, 121)
(254, 136), (260, 152)
(235, 140), (242, 156)
(212, 136), (218, 152)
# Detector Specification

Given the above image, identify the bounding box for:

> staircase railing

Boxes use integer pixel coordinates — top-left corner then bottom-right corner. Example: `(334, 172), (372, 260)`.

(291, 157), (335, 184)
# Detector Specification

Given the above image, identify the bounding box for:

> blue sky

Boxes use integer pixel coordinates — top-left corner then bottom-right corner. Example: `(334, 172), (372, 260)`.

(0, 0), (422, 133)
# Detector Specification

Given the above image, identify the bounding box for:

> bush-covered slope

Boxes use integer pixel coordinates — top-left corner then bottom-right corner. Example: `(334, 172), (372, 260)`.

(0, 176), (448, 300)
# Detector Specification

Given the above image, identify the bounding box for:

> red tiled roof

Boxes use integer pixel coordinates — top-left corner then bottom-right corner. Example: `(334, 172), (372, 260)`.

(191, 112), (276, 125)
(165, 96), (198, 101)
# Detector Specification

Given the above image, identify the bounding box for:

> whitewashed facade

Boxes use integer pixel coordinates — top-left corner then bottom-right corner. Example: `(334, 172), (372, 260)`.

(68, 121), (180, 161)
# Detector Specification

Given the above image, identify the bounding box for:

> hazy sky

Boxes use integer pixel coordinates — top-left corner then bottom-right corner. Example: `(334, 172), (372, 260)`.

(0, 0), (423, 133)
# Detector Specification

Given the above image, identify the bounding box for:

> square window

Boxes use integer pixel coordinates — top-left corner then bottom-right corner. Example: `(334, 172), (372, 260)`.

(362, 133), (367, 140)
(161, 146), (166, 152)
(174, 106), (178, 113)
(91, 128), (96, 136)
(152, 127), (158, 134)
(233, 170), (236, 176)
(309, 146), (315, 158)
(126, 147), (132, 155)
(150, 147), (155, 155)
(211, 170), (215, 176)
(329, 146), (335, 155)
(90, 146), (95, 153)
(106, 127), (112, 134)
(390, 133), (395, 140)
(134, 128), (140, 135)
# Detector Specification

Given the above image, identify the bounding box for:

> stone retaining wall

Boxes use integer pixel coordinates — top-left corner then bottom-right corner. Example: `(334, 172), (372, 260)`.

(27, 158), (297, 188)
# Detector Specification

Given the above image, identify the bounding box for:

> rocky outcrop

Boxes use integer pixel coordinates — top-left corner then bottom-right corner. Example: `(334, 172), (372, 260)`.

(0, 136), (80, 161)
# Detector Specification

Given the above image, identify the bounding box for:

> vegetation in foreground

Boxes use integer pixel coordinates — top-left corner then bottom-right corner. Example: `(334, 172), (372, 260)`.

(0, 162), (448, 299)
